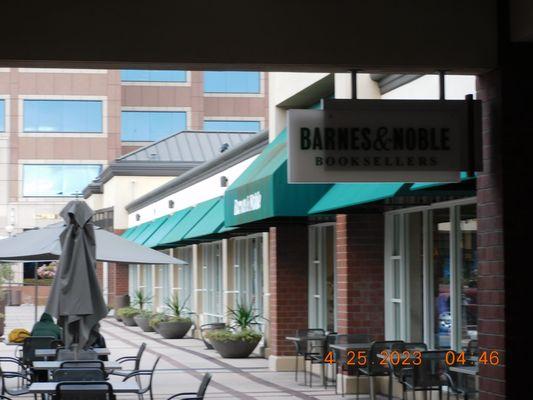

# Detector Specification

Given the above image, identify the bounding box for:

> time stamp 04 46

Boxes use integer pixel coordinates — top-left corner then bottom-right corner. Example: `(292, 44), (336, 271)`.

(323, 350), (502, 367)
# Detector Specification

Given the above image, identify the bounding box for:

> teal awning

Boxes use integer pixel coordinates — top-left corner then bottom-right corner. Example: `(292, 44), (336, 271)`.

(224, 130), (330, 226)
(410, 172), (476, 191)
(184, 197), (234, 240)
(309, 183), (406, 214)
(121, 225), (139, 239)
(159, 197), (220, 246)
(133, 215), (169, 245)
(144, 208), (192, 249)
(127, 222), (151, 242)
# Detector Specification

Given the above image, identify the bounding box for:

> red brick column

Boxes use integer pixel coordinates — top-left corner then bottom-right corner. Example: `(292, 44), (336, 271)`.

(269, 224), (308, 356)
(336, 213), (384, 339)
(476, 70), (506, 400)
(107, 262), (129, 308)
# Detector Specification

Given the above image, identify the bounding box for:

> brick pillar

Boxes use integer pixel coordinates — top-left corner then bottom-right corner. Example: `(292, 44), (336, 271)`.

(336, 213), (384, 339)
(107, 263), (129, 308)
(268, 224), (308, 366)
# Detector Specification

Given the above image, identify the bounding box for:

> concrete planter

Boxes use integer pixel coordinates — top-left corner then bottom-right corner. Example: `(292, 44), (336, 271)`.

(121, 316), (137, 326)
(0, 317), (4, 337)
(157, 320), (192, 339)
(210, 337), (261, 358)
(134, 316), (155, 332)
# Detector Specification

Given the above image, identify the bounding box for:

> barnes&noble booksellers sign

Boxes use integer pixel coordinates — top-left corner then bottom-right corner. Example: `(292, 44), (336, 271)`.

(288, 99), (481, 182)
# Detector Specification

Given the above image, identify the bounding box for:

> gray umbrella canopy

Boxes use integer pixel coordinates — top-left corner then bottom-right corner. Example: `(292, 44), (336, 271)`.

(45, 201), (108, 349)
(0, 222), (186, 265)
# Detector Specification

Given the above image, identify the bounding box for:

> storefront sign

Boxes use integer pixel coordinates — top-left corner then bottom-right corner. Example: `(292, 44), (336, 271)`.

(288, 99), (481, 182)
(233, 191), (262, 216)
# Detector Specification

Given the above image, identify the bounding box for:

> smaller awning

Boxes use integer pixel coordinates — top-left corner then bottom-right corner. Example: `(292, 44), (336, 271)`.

(127, 222), (151, 242)
(121, 225), (138, 239)
(224, 130), (330, 226)
(133, 215), (169, 245)
(309, 183), (405, 214)
(410, 172), (475, 191)
(184, 197), (234, 240)
(159, 197), (220, 247)
(144, 207), (192, 249)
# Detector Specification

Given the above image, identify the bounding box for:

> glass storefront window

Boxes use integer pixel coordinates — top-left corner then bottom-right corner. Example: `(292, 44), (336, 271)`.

(433, 209), (451, 349)
(174, 246), (193, 311)
(460, 204), (478, 348)
(202, 242), (223, 322)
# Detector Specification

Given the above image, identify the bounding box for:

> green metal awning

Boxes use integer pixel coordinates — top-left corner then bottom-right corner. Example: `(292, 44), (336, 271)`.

(184, 197), (234, 240)
(410, 172), (475, 191)
(121, 225), (139, 239)
(309, 183), (406, 214)
(159, 197), (220, 246)
(133, 215), (169, 245)
(144, 207), (192, 249)
(127, 222), (151, 242)
(224, 130), (331, 226)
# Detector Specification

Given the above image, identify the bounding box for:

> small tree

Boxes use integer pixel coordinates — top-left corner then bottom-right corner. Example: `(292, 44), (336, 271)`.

(132, 289), (152, 310)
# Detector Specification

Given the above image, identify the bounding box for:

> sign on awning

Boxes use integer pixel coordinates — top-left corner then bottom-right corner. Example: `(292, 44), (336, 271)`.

(288, 99), (481, 183)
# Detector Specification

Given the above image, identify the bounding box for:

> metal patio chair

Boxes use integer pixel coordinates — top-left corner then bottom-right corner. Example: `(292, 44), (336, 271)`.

(0, 359), (32, 398)
(111, 342), (146, 377)
(122, 356), (160, 400)
(333, 334), (373, 396)
(21, 337), (56, 366)
(400, 350), (448, 400)
(53, 368), (106, 382)
(293, 328), (325, 385)
(56, 381), (115, 400)
(167, 373), (212, 400)
(357, 340), (403, 400)
(308, 332), (337, 388)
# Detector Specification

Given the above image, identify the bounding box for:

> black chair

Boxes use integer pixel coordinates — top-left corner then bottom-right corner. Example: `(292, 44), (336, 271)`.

(56, 381), (115, 400)
(0, 359), (32, 397)
(293, 328), (325, 385)
(122, 356), (160, 400)
(56, 349), (99, 361)
(385, 342), (427, 400)
(331, 334), (372, 396)
(308, 332), (337, 388)
(199, 324), (226, 349)
(357, 341), (403, 400)
(167, 373), (212, 400)
(59, 361), (105, 371)
(21, 337), (56, 366)
(111, 342), (146, 377)
(441, 352), (478, 400)
(401, 350), (448, 400)
(53, 368), (106, 382)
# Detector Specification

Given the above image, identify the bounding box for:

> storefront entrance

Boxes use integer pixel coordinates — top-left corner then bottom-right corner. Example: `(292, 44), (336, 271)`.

(385, 198), (478, 351)
(308, 223), (336, 332)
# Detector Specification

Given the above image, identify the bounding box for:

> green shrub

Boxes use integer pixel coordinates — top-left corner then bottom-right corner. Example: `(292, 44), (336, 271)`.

(149, 313), (168, 329)
(136, 309), (153, 318)
(117, 307), (140, 318)
(205, 329), (262, 343)
(167, 315), (192, 323)
(164, 293), (190, 318)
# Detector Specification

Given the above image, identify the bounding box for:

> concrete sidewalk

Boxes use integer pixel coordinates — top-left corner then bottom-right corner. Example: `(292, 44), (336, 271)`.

(1, 305), (350, 400)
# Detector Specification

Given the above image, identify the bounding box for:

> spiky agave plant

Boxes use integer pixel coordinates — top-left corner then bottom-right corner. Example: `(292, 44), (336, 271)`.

(165, 293), (191, 319)
(228, 300), (262, 331)
(132, 289), (152, 311)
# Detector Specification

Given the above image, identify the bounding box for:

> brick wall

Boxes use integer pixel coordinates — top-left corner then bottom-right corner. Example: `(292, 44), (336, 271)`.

(336, 213), (384, 339)
(476, 70), (506, 400)
(269, 224), (308, 356)
(107, 263), (129, 308)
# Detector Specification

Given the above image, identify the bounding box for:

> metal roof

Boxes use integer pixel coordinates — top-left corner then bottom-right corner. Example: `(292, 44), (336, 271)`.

(118, 130), (257, 163)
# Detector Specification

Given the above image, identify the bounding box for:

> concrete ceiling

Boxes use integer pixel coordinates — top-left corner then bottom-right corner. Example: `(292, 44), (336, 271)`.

(1, 1), (499, 73)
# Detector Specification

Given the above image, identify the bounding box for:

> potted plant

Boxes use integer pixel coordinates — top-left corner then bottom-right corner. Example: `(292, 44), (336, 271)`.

(134, 309), (154, 332)
(149, 313), (168, 333)
(131, 290), (153, 331)
(156, 294), (193, 339)
(117, 307), (140, 326)
(205, 301), (263, 358)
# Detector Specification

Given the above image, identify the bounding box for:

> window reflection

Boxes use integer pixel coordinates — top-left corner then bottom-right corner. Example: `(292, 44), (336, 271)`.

(433, 209), (451, 349)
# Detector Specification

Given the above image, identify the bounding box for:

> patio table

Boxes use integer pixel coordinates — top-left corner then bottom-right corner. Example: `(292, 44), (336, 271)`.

(328, 343), (371, 352)
(449, 365), (478, 376)
(29, 381), (139, 394)
(32, 360), (122, 371)
(285, 335), (327, 343)
(35, 348), (110, 358)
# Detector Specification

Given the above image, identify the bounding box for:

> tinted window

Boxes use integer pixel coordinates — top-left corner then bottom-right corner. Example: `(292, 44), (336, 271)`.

(0, 100), (4, 132)
(23, 164), (102, 197)
(121, 111), (187, 141)
(23, 100), (103, 133)
(204, 71), (260, 93)
(204, 120), (260, 132)
(121, 70), (187, 82)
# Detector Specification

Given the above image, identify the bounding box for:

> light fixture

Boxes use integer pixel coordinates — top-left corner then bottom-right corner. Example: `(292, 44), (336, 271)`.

(135, 214), (140, 221)
(220, 176), (228, 187)
(169, 200), (175, 209)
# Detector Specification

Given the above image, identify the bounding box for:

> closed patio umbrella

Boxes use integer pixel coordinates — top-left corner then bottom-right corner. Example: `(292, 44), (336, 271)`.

(45, 200), (107, 351)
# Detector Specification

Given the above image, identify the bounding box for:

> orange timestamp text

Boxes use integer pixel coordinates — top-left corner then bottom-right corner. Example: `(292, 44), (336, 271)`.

(322, 349), (501, 367)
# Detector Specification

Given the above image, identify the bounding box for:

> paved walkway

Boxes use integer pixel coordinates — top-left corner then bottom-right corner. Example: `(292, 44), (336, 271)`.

(1, 305), (360, 400)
